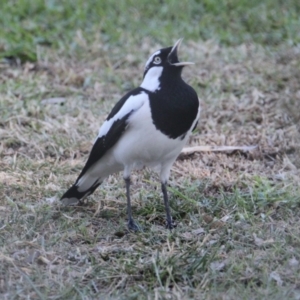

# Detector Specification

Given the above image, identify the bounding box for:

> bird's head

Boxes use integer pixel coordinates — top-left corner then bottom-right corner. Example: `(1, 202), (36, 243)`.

(141, 38), (194, 92)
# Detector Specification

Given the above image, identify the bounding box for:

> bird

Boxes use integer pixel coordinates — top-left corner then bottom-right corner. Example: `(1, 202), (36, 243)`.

(60, 38), (200, 230)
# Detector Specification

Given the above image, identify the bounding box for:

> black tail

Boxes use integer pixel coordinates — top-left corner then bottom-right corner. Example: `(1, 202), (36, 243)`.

(60, 180), (102, 205)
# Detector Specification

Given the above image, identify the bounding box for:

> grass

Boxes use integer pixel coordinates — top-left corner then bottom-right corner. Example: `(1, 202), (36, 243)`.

(1, 1), (300, 299)
(1, 0), (300, 62)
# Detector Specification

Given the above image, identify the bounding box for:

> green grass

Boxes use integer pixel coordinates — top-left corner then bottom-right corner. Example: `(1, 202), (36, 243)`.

(1, 174), (299, 298)
(1, 0), (300, 62)
(1, 0), (300, 299)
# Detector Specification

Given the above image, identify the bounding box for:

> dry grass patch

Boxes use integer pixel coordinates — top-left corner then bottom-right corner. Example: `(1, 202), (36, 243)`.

(1, 40), (300, 299)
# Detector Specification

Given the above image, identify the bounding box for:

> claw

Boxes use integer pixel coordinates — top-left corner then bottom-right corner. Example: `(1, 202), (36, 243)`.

(166, 219), (177, 230)
(127, 219), (142, 232)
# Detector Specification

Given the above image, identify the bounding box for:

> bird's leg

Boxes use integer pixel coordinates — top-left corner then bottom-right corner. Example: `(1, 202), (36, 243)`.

(77, 199), (86, 206)
(124, 177), (140, 231)
(161, 182), (175, 229)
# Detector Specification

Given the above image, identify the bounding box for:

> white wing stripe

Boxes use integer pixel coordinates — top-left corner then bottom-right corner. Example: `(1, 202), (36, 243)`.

(97, 92), (148, 138)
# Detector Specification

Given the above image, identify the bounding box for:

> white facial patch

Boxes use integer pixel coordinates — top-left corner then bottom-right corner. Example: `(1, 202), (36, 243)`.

(140, 66), (163, 92)
(144, 50), (161, 71)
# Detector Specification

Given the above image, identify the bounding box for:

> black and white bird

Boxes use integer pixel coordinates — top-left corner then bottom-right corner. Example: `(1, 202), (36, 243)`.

(61, 38), (200, 230)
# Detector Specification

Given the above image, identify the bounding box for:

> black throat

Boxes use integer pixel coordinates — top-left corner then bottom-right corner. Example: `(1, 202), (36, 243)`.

(148, 67), (199, 139)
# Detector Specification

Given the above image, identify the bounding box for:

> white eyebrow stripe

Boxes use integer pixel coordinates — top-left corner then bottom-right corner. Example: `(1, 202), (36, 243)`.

(144, 50), (161, 70)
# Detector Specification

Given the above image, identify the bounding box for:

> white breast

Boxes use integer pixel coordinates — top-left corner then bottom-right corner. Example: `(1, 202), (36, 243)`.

(112, 98), (188, 176)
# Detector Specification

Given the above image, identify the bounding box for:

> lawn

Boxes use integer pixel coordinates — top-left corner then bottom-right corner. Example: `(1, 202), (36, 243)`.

(1, 1), (300, 299)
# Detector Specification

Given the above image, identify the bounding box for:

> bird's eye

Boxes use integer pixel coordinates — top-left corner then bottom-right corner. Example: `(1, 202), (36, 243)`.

(153, 56), (161, 64)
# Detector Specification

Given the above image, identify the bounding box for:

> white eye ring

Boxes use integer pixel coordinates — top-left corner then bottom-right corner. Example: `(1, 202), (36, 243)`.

(153, 56), (161, 64)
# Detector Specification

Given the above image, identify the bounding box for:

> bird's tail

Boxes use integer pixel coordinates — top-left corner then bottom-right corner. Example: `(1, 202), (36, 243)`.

(60, 178), (102, 206)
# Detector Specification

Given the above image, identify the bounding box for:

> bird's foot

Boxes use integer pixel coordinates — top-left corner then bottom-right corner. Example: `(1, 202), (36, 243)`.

(166, 219), (177, 230)
(127, 219), (142, 232)
(77, 199), (88, 206)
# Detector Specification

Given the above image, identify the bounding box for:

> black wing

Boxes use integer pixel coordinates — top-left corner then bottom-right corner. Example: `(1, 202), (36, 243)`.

(61, 88), (147, 203)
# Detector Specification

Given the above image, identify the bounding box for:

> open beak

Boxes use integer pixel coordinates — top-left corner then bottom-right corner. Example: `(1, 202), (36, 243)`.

(168, 38), (194, 67)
